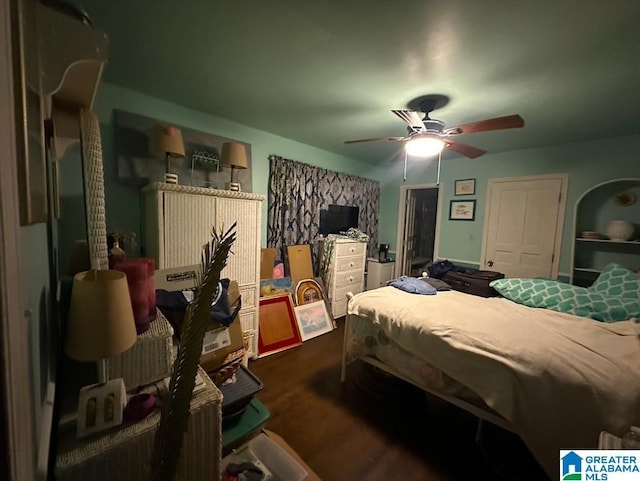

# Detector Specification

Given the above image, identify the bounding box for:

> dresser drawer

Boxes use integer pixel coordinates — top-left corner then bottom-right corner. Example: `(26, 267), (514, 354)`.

(335, 255), (365, 273)
(238, 308), (258, 334)
(333, 282), (363, 304)
(335, 242), (366, 258)
(239, 284), (257, 309)
(334, 269), (363, 288)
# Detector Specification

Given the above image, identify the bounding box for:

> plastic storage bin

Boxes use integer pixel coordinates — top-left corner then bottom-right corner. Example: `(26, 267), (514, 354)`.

(220, 366), (264, 428)
(222, 433), (307, 481)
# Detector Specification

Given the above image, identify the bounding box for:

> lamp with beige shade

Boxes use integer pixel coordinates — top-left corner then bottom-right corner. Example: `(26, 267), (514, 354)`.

(65, 269), (138, 436)
(220, 141), (248, 191)
(150, 124), (185, 184)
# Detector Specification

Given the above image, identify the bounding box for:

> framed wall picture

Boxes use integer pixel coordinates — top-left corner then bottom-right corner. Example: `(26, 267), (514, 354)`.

(257, 294), (302, 357)
(294, 300), (334, 342)
(454, 178), (476, 196)
(449, 200), (476, 221)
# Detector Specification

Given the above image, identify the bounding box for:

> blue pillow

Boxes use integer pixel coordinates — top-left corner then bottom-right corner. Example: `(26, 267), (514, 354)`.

(589, 263), (639, 299)
(490, 278), (639, 322)
(389, 276), (437, 295)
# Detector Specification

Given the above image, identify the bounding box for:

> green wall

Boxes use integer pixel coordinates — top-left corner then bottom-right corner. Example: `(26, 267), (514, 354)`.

(64, 81), (639, 280)
(91, 82), (375, 254)
(374, 134), (640, 276)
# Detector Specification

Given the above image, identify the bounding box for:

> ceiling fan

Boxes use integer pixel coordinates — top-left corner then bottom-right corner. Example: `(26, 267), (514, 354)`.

(345, 95), (524, 159)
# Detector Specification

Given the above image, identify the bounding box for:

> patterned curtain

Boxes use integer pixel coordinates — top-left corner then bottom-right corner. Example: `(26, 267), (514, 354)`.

(267, 155), (380, 271)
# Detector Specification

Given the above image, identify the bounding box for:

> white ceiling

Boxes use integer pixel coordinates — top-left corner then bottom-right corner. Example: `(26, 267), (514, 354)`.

(80, 0), (640, 164)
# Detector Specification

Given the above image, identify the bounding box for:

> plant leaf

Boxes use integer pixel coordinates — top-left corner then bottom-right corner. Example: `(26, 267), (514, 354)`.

(150, 223), (236, 481)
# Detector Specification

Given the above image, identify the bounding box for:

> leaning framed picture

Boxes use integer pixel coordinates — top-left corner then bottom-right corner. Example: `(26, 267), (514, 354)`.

(454, 178), (476, 196)
(294, 300), (334, 342)
(449, 199), (476, 221)
(257, 294), (302, 357)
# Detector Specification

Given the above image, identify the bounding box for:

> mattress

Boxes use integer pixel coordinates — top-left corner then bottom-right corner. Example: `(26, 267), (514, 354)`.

(344, 286), (640, 478)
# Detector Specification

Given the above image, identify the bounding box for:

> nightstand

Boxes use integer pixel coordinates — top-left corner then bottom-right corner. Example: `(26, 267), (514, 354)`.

(366, 259), (395, 290)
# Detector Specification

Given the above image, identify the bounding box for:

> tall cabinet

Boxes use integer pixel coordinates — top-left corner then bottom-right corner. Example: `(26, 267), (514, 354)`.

(570, 178), (640, 286)
(143, 183), (264, 358)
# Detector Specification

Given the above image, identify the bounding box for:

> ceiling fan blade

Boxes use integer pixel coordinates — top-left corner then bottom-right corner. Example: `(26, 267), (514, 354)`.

(344, 136), (405, 144)
(391, 109), (425, 131)
(447, 114), (524, 135)
(445, 140), (487, 159)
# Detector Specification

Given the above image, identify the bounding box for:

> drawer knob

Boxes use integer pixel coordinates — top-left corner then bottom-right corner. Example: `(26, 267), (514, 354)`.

(349, 276), (353, 282)
(349, 262), (354, 267)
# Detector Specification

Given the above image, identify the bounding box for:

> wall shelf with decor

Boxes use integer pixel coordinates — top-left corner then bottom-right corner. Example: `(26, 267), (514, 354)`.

(570, 178), (640, 287)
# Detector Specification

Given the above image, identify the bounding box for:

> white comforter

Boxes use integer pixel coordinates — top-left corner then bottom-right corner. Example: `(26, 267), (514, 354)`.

(348, 287), (640, 478)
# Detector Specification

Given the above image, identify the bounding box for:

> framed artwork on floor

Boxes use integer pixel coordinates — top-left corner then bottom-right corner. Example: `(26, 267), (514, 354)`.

(257, 294), (302, 357)
(294, 300), (334, 342)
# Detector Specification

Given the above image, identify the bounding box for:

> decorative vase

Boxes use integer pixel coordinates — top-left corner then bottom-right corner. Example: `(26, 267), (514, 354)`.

(606, 220), (634, 241)
(109, 241), (126, 268)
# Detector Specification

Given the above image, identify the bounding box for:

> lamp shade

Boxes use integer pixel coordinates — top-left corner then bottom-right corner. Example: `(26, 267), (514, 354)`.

(150, 124), (185, 159)
(65, 270), (137, 362)
(405, 135), (444, 157)
(220, 142), (248, 170)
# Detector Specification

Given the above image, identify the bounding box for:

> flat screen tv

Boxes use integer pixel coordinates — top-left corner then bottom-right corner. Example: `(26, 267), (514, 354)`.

(319, 204), (359, 235)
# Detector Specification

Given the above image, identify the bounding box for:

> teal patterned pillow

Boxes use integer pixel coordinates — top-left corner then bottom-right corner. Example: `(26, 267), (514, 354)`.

(489, 278), (640, 322)
(589, 263), (639, 299)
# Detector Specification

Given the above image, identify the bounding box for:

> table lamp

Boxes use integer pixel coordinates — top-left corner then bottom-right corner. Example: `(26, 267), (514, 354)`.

(65, 270), (138, 436)
(220, 142), (248, 191)
(65, 269), (137, 383)
(150, 124), (185, 184)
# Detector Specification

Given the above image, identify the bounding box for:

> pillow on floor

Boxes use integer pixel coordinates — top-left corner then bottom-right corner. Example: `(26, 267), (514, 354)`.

(589, 263), (639, 299)
(489, 278), (639, 322)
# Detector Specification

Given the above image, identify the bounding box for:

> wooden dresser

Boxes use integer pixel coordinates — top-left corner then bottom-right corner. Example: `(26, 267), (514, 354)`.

(323, 239), (367, 318)
(143, 183), (264, 359)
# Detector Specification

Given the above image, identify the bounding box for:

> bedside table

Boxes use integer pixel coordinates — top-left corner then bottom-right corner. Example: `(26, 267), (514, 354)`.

(366, 260), (395, 290)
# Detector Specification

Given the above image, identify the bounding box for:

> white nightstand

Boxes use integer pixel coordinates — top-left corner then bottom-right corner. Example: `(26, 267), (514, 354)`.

(366, 260), (395, 290)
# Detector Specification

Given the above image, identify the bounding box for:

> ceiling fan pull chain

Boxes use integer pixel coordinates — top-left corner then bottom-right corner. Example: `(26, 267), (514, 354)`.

(436, 149), (441, 185)
(403, 149), (407, 181)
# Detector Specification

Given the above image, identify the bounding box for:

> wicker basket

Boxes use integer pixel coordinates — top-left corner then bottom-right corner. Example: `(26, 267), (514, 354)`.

(106, 310), (174, 390)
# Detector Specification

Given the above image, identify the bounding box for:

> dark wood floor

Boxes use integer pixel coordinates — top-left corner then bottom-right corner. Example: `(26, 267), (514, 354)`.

(249, 319), (549, 481)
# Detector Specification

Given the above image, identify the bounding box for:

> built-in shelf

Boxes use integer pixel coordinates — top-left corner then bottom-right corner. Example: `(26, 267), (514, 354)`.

(576, 238), (640, 244)
(570, 178), (640, 285)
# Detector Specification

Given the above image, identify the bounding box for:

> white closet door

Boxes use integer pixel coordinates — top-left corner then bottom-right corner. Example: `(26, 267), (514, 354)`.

(215, 197), (260, 286)
(163, 192), (217, 268)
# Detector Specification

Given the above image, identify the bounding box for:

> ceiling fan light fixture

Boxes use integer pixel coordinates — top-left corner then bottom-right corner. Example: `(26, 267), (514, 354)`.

(405, 135), (444, 157)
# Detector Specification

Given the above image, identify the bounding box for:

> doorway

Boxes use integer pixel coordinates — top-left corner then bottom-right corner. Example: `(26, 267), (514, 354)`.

(395, 185), (440, 277)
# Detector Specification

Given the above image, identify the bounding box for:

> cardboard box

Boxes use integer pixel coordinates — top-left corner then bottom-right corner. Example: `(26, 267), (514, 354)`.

(260, 248), (277, 280)
(199, 318), (244, 376)
(154, 265), (245, 380)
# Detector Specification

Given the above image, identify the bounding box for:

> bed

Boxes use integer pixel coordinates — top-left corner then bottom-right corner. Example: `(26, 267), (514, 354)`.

(341, 285), (640, 478)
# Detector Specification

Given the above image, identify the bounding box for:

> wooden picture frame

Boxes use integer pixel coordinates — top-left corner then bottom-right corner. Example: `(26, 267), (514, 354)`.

(449, 200), (476, 221)
(294, 278), (324, 306)
(294, 300), (334, 342)
(454, 178), (476, 196)
(257, 294), (302, 357)
(294, 277), (335, 327)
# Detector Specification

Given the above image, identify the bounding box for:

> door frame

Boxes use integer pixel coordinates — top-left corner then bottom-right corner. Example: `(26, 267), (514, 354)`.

(480, 173), (569, 279)
(0, 1), (37, 479)
(394, 183), (442, 278)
